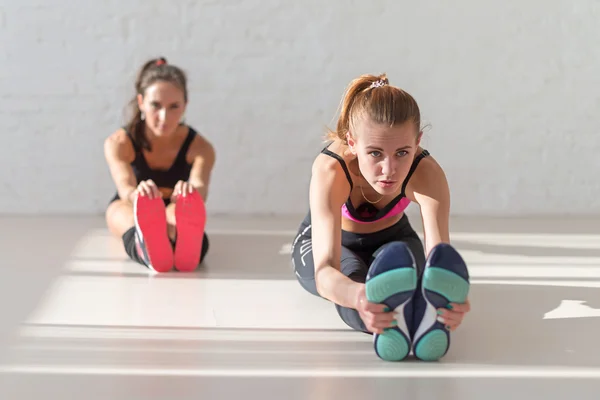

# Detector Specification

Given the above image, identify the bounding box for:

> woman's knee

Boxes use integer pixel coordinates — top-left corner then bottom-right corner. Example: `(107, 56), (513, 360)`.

(105, 200), (134, 237)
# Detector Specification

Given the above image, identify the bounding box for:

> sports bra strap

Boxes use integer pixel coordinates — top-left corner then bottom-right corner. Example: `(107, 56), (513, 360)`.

(400, 149), (430, 195)
(320, 147), (354, 190)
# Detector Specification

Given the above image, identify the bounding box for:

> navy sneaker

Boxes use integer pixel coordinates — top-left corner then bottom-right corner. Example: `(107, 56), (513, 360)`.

(412, 243), (470, 361)
(365, 242), (418, 361)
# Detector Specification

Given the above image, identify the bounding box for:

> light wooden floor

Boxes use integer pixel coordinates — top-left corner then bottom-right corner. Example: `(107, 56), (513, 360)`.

(1, 214), (600, 399)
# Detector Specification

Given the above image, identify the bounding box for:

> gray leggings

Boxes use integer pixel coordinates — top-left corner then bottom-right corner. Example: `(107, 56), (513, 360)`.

(291, 213), (426, 333)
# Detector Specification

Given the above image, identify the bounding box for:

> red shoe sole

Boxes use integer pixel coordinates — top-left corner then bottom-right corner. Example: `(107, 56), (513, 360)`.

(174, 191), (206, 272)
(134, 196), (174, 273)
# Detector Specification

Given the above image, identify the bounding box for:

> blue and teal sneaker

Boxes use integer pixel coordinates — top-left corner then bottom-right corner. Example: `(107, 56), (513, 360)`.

(365, 242), (418, 361)
(412, 243), (470, 361)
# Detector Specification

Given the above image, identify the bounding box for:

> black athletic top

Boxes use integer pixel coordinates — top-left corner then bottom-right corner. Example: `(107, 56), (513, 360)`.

(110, 125), (197, 205)
(320, 145), (430, 223)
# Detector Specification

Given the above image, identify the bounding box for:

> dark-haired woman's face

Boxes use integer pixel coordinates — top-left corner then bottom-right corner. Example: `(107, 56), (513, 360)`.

(138, 81), (186, 137)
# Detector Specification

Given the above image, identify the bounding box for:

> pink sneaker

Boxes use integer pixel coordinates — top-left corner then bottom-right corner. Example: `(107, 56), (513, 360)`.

(133, 195), (174, 273)
(174, 191), (207, 272)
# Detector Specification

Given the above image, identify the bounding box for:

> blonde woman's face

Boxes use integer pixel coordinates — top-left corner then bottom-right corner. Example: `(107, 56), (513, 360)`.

(347, 118), (422, 195)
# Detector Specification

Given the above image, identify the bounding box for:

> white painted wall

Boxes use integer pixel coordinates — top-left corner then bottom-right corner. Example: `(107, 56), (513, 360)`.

(1, 1), (599, 216)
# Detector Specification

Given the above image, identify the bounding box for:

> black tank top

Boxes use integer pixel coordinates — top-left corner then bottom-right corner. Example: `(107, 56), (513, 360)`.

(126, 126), (197, 189)
(110, 126), (198, 205)
(320, 145), (430, 223)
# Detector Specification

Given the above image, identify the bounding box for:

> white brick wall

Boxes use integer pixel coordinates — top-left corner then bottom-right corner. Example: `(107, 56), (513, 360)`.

(1, 1), (599, 216)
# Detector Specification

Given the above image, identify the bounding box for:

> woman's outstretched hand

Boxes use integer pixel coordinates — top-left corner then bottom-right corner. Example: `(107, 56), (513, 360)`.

(437, 298), (471, 331)
(354, 284), (397, 334)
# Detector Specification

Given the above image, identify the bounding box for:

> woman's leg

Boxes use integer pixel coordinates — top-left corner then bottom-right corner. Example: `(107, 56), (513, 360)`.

(291, 232), (371, 332)
(106, 199), (144, 266)
(105, 199), (134, 239)
(291, 222), (374, 332)
(106, 196), (173, 272)
(291, 234), (421, 343)
(290, 215), (424, 337)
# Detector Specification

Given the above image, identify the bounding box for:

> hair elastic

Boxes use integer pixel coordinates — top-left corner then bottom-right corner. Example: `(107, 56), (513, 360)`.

(369, 79), (387, 89)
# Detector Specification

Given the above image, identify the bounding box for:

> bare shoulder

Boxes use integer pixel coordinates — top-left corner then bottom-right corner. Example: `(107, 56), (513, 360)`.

(413, 151), (446, 185)
(312, 141), (353, 174)
(104, 128), (135, 163)
(312, 148), (339, 173)
(405, 150), (449, 203)
(310, 144), (352, 204)
(312, 145), (344, 179)
(186, 127), (215, 163)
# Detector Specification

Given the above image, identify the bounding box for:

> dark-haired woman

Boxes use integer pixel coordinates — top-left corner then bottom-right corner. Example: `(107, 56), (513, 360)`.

(104, 57), (215, 273)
